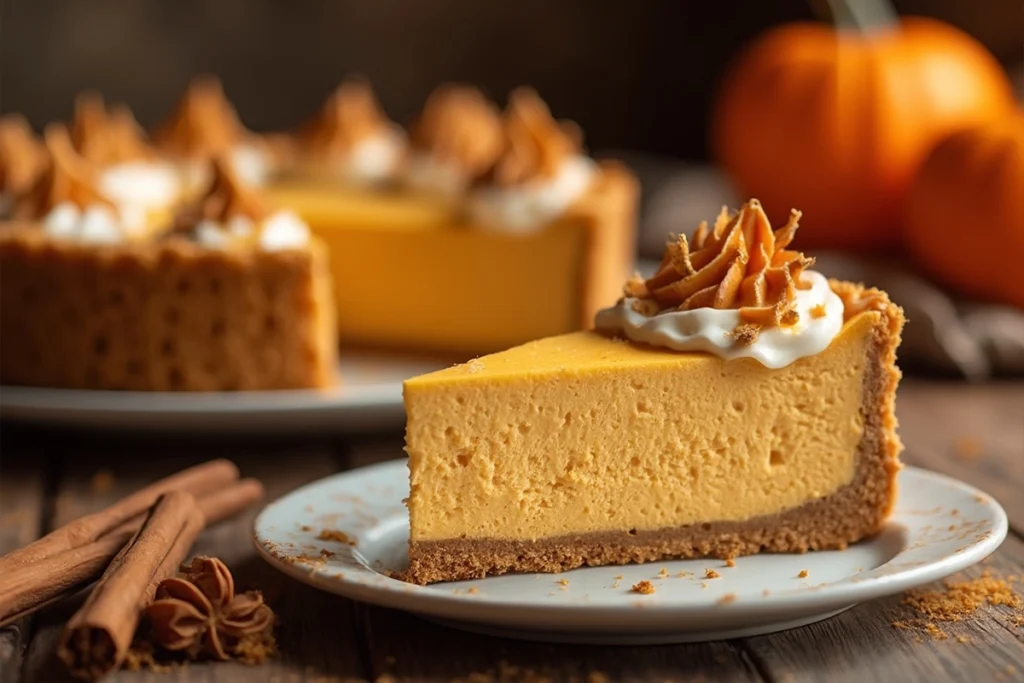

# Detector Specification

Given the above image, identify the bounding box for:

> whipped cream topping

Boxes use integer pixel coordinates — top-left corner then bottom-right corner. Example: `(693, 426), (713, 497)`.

(333, 128), (406, 185)
(99, 161), (181, 210)
(42, 201), (145, 244)
(231, 143), (274, 186)
(595, 271), (844, 369)
(193, 210), (310, 252)
(469, 155), (595, 233)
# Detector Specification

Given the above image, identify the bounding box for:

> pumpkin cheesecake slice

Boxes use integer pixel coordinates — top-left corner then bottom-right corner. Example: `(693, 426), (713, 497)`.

(403, 199), (905, 584)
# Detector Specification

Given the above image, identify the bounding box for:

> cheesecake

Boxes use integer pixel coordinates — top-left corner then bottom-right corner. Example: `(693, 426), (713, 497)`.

(0, 127), (336, 391)
(267, 85), (638, 355)
(403, 199), (904, 584)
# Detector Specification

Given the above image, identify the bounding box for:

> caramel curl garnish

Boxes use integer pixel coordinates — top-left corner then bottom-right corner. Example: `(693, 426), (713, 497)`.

(486, 88), (584, 187)
(410, 85), (503, 178)
(625, 199), (815, 342)
(12, 124), (114, 220)
(152, 76), (245, 159)
(0, 114), (46, 197)
(299, 78), (393, 160)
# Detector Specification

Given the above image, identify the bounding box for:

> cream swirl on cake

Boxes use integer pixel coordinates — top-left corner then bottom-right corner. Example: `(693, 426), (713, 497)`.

(468, 88), (596, 233)
(296, 79), (406, 186)
(12, 125), (147, 243)
(174, 157), (310, 251)
(405, 85), (503, 197)
(595, 199), (845, 368)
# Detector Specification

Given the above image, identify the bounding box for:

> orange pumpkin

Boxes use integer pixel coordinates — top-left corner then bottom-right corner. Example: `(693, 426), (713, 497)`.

(904, 112), (1024, 309)
(712, 16), (1014, 251)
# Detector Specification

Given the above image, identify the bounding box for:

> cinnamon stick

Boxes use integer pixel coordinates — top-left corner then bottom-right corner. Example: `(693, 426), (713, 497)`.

(0, 478), (263, 628)
(0, 459), (238, 573)
(57, 491), (204, 681)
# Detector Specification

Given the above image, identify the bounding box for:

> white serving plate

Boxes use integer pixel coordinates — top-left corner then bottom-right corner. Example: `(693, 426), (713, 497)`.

(253, 459), (1008, 644)
(0, 353), (446, 433)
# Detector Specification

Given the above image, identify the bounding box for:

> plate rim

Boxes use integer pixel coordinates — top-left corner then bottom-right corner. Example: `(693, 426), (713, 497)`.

(252, 461), (1009, 632)
(0, 353), (447, 432)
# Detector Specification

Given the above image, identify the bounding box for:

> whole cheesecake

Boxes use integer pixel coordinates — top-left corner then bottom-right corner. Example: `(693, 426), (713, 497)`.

(267, 85), (638, 355)
(403, 199), (905, 584)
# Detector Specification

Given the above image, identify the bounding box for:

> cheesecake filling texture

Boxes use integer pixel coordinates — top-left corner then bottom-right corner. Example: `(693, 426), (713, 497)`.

(596, 270), (843, 369)
(596, 199), (843, 368)
(405, 313), (872, 543)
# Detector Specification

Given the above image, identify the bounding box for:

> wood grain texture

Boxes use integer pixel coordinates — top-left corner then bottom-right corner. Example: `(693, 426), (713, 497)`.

(0, 430), (47, 683)
(355, 602), (763, 683)
(744, 534), (1024, 683)
(897, 381), (1024, 533)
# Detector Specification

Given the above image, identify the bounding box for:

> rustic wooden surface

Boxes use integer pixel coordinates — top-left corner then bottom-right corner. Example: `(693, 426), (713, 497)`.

(1, 379), (1022, 683)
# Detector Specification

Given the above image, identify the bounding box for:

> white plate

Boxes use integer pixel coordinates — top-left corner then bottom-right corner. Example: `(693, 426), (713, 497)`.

(253, 459), (1008, 644)
(0, 353), (446, 433)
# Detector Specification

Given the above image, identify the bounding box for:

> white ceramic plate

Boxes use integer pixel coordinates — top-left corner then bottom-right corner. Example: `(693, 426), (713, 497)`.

(253, 459), (1008, 644)
(0, 353), (446, 433)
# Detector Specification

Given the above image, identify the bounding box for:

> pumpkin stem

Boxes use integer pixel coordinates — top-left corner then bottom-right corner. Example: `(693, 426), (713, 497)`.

(819, 0), (899, 31)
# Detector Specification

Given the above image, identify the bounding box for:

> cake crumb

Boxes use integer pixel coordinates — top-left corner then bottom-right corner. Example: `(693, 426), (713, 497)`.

(798, 569), (809, 579)
(951, 509), (959, 516)
(762, 589), (771, 597)
(318, 529), (356, 545)
(300, 524), (313, 532)
(677, 571), (690, 578)
(467, 359), (485, 373)
(615, 574), (624, 580)
(558, 579), (569, 590)
(731, 323), (761, 346)
(717, 593), (737, 605)
(631, 580), (655, 595)
(725, 558), (736, 568)
(467, 586), (479, 595)
(705, 569), (721, 579)
(901, 570), (1020, 622)
(701, 582), (709, 589)
(954, 436), (983, 461)
(658, 567), (669, 578)
(955, 635), (971, 643)
(809, 303), (827, 319)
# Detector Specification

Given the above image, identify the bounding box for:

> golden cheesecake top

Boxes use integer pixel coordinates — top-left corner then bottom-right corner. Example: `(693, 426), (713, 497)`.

(410, 85), (503, 179)
(12, 125), (114, 219)
(152, 76), (246, 159)
(0, 114), (46, 198)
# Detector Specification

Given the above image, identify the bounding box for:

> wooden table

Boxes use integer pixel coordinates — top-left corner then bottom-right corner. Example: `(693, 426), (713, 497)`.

(1, 379), (1022, 683)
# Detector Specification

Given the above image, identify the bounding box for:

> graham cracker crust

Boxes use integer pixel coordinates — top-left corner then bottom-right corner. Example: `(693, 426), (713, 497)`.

(405, 283), (905, 585)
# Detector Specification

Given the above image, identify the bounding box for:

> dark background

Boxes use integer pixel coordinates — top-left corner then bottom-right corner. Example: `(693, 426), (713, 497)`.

(1, 0), (1021, 161)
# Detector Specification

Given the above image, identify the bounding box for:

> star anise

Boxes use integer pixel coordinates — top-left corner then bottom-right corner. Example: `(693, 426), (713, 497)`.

(144, 556), (274, 661)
